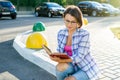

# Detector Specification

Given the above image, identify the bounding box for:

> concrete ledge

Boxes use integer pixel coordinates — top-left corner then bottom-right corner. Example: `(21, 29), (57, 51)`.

(13, 30), (57, 76)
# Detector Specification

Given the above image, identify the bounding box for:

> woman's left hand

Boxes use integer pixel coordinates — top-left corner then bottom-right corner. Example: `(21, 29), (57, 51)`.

(50, 52), (72, 63)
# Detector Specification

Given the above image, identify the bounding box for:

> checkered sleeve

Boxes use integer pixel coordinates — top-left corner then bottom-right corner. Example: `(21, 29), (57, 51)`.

(56, 29), (66, 53)
(72, 31), (90, 64)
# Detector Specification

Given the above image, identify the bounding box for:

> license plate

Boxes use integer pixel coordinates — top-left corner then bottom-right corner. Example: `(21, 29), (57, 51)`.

(2, 12), (10, 15)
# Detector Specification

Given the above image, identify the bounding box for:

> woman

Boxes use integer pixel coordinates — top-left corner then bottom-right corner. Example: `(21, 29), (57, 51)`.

(50, 5), (99, 80)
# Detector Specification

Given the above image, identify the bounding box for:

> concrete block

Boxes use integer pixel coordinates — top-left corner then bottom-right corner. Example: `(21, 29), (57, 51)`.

(13, 30), (58, 76)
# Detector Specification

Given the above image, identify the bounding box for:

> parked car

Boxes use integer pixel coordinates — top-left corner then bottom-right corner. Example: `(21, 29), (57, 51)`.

(0, 0), (17, 19)
(77, 1), (110, 16)
(35, 2), (65, 17)
(101, 3), (120, 16)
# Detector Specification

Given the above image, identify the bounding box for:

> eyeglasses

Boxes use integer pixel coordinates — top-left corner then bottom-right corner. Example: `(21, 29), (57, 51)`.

(64, 20), (77, 25)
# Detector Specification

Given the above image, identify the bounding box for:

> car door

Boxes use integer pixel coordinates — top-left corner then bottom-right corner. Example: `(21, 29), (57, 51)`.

(83, 3), (89, 14)
(0, 4), (2, 14)
(40, 3), (48, 15)
(78, 3), (84, 13)
(86, 3), (92, 15)
(0, 5), (2, 16)
(78, 3), (88, 14)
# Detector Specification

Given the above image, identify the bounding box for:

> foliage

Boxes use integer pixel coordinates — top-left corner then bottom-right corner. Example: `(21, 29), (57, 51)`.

(110, 27), (120, 40)
(110, 0), (120, 7)
(9, 0), (120, 10)
(10, 0), (36, 7)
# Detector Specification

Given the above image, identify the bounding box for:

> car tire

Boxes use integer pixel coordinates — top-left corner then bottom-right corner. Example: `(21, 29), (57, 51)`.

(92, 10), (97, 17)
(88, 13), (91, 16)
(11, 15), (16, 19)
(48, 12), (52, 17)
(35, 11), (39, 17)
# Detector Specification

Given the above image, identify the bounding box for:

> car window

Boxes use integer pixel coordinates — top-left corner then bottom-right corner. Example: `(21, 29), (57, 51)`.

(0, 5), (1, 11)
(79, 3), (87, 7)
(87, 4), (92, 7)
(42, 4), (47, 7)
(92, 2), (102, 7)
(47, 3), (60, 7)
(106, 4), (114, 9)
(0, 2), (12, 7)
(41, 3), (45, 6)
(0, 3), (1, 6)
(102, 4), (114, 9)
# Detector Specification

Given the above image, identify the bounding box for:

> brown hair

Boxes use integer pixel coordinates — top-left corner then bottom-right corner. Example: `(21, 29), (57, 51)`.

(63, 5), (83, 28)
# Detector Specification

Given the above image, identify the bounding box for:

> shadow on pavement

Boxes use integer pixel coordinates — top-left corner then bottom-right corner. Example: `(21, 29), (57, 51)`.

(0, 39), (56, 80)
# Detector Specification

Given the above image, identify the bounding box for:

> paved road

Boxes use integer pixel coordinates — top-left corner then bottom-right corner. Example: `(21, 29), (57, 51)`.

(0, 15), (120, 80)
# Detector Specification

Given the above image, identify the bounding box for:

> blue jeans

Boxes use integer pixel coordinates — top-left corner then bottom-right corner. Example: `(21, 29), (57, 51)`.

(56, 63), (89, 80)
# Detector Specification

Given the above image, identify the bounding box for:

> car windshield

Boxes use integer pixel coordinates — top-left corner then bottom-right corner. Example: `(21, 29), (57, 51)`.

(104, 4), (114, 9)
(47, 3), (61, 7)
(92, 2), (102, 7)
(0, 2), (12, 7)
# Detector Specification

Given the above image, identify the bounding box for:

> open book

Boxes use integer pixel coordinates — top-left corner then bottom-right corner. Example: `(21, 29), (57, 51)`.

(42, 45), (70, 59)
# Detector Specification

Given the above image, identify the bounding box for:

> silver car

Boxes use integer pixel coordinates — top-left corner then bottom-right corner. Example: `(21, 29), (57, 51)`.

(102, 3), (120, 16)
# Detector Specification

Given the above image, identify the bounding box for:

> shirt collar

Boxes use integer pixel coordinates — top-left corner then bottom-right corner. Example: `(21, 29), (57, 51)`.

(64, 28), (81, 36)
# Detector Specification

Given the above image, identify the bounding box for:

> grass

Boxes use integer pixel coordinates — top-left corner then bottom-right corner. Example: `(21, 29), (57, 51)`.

(110, 27), (120, 40)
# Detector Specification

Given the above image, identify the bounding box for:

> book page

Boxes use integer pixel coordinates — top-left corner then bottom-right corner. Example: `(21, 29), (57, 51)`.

(42, 45), (70, 59)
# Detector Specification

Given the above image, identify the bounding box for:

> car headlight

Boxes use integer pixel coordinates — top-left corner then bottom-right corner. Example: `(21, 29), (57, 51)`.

(50, 8), (57, 12)
(36, 7), (40, 10)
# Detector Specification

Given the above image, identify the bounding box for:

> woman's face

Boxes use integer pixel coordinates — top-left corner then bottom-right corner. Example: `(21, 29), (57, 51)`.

(64, 14), (79, 32)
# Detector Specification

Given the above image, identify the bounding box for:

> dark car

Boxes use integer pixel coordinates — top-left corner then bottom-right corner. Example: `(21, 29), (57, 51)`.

(35, 2), (65, 17)
(77, 1), (110, 16)
(0, 0), (17, 19)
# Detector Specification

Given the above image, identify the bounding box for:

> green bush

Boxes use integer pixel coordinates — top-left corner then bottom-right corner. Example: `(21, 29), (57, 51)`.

(9, 0), (120, 10)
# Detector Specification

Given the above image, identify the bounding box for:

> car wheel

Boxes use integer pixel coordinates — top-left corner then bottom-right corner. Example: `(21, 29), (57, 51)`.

(92, 10), (97, 17)
(35, 11), (40, 17)
(88, 13), (91, 16)
(35, 11), (39, 17)
(48, 12), (52, 17)
(11, 15), (16, 19)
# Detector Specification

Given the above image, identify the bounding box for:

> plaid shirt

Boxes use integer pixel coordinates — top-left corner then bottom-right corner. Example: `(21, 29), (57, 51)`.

(57, 28), (99, 80)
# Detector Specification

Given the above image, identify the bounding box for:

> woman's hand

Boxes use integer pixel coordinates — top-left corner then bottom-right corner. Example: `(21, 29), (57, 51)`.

(49, 52), (72, 63)
(64, 76), (76, 80)
(50, 54), (72, 63)
(50, 56), (61, 62)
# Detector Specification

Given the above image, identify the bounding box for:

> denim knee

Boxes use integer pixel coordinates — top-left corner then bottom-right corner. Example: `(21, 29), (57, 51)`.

(72, 70), (89, 80)
(56, 63), (75, 80)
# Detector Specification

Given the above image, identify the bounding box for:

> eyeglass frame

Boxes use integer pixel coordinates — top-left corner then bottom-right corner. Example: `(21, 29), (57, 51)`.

(64, 19), (78, 25)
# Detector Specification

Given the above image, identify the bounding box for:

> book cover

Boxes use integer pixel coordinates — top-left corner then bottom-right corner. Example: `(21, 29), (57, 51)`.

(42, 45), (70, 59)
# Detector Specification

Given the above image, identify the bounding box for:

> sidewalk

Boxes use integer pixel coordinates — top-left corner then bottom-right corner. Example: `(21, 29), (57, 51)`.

(17, 11), (34, 15)
(42, 19), (120, 80)
(86, 22), (120, 80)
(17, 11), (34, 17)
